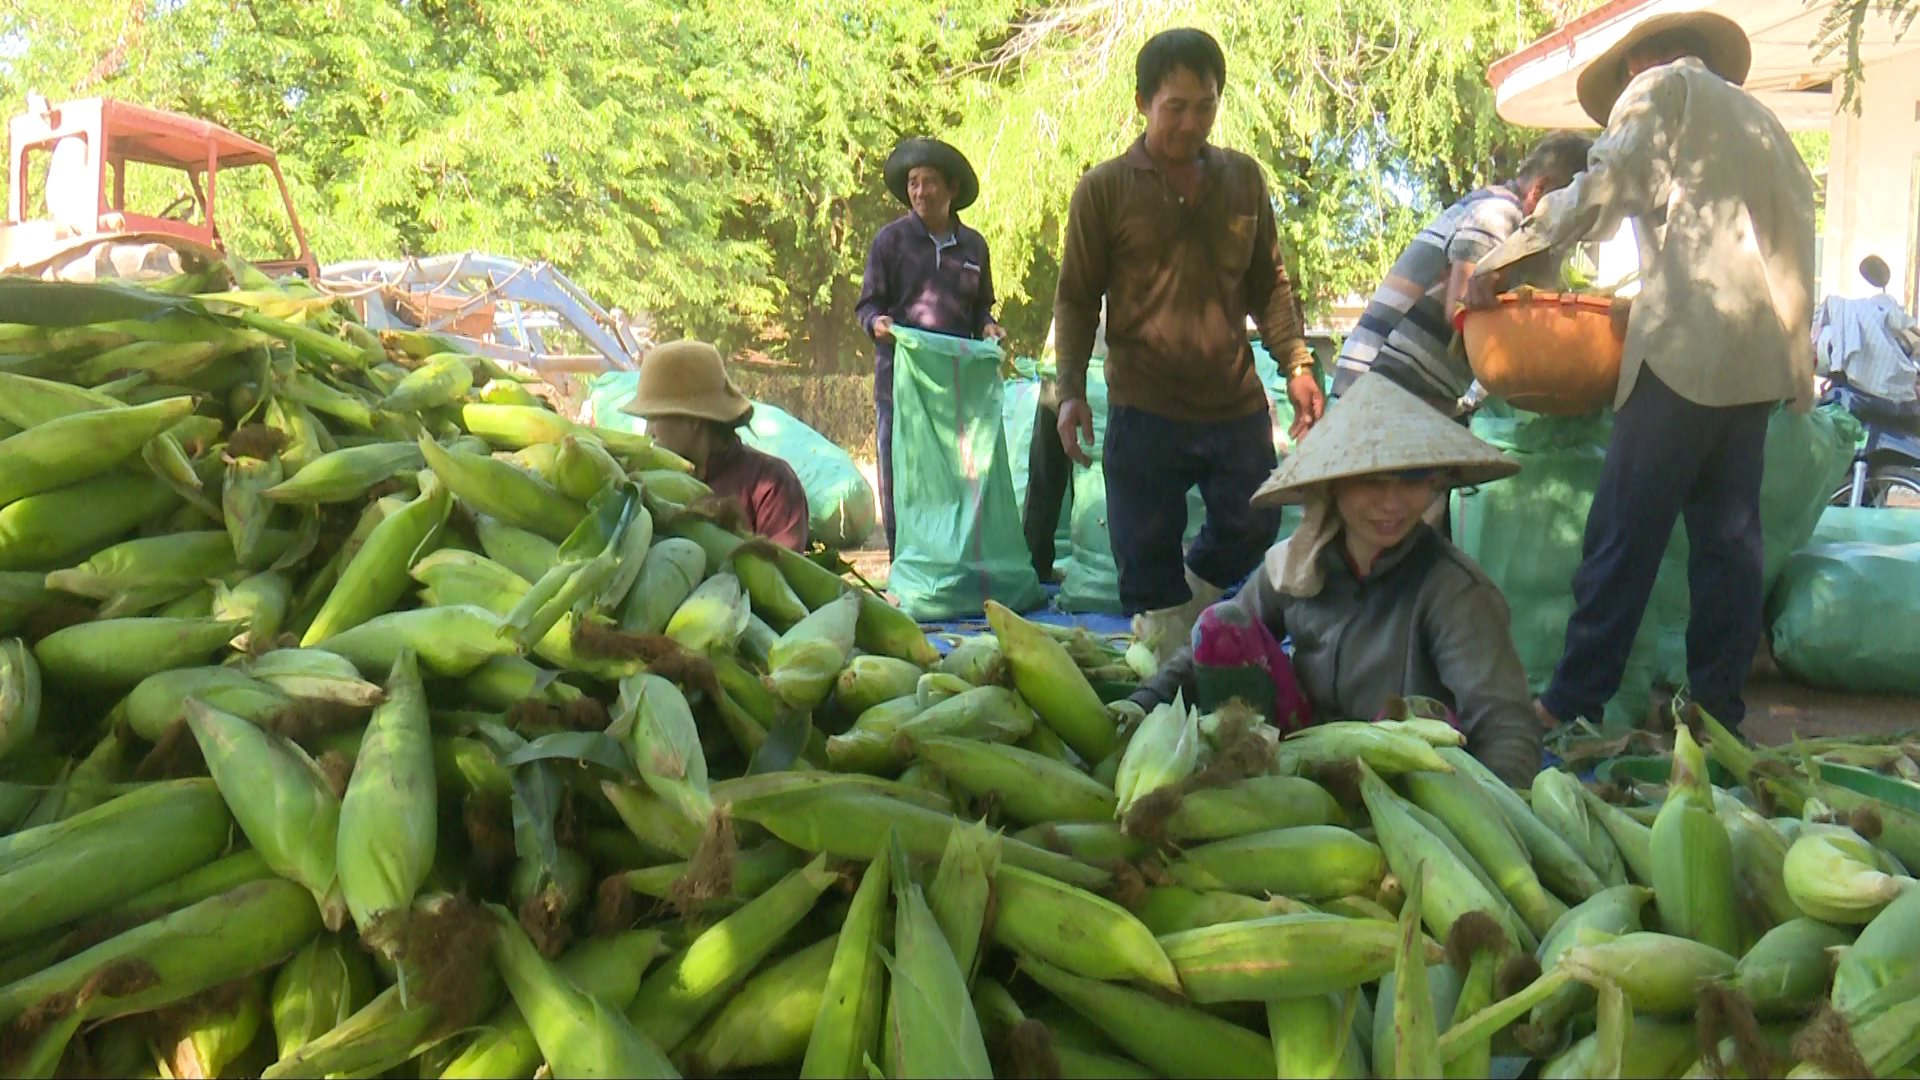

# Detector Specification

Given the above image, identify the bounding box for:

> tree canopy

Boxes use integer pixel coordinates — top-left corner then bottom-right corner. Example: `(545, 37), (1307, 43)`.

(11, 0), (1832, 371)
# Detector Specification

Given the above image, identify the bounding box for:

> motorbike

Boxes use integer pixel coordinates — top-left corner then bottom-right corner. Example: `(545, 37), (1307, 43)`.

(1825, 379), (1920, 508)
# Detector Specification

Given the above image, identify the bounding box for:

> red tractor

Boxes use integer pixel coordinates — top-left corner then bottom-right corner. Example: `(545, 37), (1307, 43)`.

(0, 95), (318, 282)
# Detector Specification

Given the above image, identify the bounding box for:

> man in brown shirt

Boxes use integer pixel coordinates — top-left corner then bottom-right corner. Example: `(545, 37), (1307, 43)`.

(1053, 27), (1322, 657)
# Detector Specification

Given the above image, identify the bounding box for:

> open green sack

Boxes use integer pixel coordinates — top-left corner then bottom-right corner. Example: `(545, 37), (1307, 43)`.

(581, 374), (879, 550)
(1770, 541), (1920, 694)
(888, 327), (1043, 620)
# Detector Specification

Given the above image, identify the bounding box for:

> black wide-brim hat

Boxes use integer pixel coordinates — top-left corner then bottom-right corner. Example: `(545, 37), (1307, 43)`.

(884, 138), (980, 212)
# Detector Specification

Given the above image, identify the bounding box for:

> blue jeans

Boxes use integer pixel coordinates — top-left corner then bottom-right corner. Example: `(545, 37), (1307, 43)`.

(1543, 369), (1771, 726)
(1102, 405), (1280, 615)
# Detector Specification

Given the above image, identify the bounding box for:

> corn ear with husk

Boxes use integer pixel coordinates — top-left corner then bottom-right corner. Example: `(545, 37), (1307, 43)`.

(1436, 745), (1607, 901)
(223, 448), (286, 569)
(1402, 767), (1569, 937)
(302, 472), (449, 645)
(664, 571), (750, 655)
(1391, 866), (1444, 1078)
(801, 836), (892, 1080)
(270, 932), (376, 1061)
(417, 435), (585, 542)
(214, 570), (291, 652)
(993, 863), (1178, 991)
(827, 685), (1036, 774)
(315, 604), (517, 678)
(683, 933), (838, 1073)
(1133, 887), (1308, 936)
(1541, 1018), (1699, 1080)
(984, 599), (1115, 761)
(937, 635), (1006, 686)
(0, 878), (322, 1028)
(118, 667), (289, 760)
(185, 700), (346, 928)
(731, 541), (811, 629)
(913, 736), (1117, 824)
(1112, 692), (1201, 818)
(628, 855), (836, 1051)
(617, 536), (709, 635)
(915, 671), (970, 707)
(262, 443), (425, 504)
(1555, 931), (1737, 1014)
(0, 637), (39, 762)
(245, 647), (385, 708)
(156, 973), (268, 1080)
(438, 930), (661, 1079)
(0, 396), (196, 506)
(1358, 760), (1532, 950)
(381, 353), (473, 414)
(727, 784), (1109, 889)
(1282, 722), (1453, 775)
(1167, 824), (1386, 899)
(1650, 725), (1743, 955)
(833, 654), (923, 716)
(0, 778), (230, 942)
(1020, 955), (1272, 1079)
(1443, 912), (1512, 1080)
(1783, 826), (1914, 924)
(882, 835), (994, 1079)
(1159, 911), (1422, 1003)
(1159, 774), (1342, 841)
(1722, 916), (1856, 1020)
(0, 470), (181, 572)
(766, 591), (860, 711)
(1578, 783), (1657, 886)
(485, 904), (676, 1078)
(619, 672), (714, 826)
(33, 615), (246, 688)
(1530, 767), (1627, 887)
(42, 530), (239, 600)
(928, 820), (1000, 982)
(336, 649), (436, 940)
(1831, 885), (1920, 1026)
(1269, 990), (1367, 1080)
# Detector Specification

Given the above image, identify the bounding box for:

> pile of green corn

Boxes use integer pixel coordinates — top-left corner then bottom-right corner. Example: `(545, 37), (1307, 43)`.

(2, 266), (1918, 1079)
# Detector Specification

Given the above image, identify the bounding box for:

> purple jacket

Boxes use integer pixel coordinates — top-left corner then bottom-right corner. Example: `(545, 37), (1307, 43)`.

(855, 212), (997, 383)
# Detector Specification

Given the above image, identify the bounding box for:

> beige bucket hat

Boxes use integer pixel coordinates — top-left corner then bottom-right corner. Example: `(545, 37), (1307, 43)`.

(1576, 11), (1751, 125)
(1251, 374), (1519, 508)
(621, 339), (753, 425)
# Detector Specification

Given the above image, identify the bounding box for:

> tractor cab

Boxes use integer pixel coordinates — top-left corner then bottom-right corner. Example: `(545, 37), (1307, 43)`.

(0, 95), (318, 282)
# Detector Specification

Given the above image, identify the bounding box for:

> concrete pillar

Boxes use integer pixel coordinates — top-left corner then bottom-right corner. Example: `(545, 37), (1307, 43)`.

(1823, 49), (1920, 307)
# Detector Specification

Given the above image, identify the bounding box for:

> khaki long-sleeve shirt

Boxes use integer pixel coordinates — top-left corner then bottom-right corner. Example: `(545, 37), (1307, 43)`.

(1053, 138), (1313, 423)
(1491, 58), (1817, 413)
(1131, 525), (1543, 787)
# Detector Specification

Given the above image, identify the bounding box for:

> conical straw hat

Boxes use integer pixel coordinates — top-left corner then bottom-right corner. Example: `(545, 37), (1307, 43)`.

(1251, 375), (1520, 507)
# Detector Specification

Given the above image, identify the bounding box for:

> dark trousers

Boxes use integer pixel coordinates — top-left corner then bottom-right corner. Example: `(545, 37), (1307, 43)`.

(1103, 405), (1280, 615)
(1023, 396), (1072, 580)
(1542, 369), (1771, 726)
(875, 361), (895, 554)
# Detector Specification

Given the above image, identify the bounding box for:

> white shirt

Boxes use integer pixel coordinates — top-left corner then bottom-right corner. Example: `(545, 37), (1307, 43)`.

(1487, 58), (1818, 412)
(1815, 291), (1918, 402)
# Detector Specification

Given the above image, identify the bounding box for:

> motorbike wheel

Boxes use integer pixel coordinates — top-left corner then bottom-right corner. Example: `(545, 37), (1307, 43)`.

(1868, 465), (1920, 509)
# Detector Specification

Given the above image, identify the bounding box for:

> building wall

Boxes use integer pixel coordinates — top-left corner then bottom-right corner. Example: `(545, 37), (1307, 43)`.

(1826, 49), (1920, 307)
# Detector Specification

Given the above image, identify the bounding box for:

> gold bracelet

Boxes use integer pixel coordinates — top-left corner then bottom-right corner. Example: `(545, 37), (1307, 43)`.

(1286, 359), (1316, 378)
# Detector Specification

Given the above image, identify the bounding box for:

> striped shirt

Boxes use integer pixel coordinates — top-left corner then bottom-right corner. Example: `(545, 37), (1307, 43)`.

(1333, 187), (1525, 401)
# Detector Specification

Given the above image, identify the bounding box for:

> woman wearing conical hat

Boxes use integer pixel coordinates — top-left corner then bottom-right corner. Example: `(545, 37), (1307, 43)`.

(1128, 375), (1542, 785)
